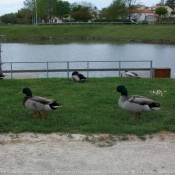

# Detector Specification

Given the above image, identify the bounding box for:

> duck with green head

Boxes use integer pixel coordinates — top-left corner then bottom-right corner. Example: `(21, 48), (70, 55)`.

(71, 71), (87, 82)
(20, 87), (62, 119)
(113, 85), (160, 120)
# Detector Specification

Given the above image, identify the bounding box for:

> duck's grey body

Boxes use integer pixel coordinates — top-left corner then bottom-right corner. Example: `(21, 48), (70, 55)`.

(118, 95), (155, 114)
(23, 96), (59, 112)
(115, 85), (160, 119)
(21, 88), (61, 118)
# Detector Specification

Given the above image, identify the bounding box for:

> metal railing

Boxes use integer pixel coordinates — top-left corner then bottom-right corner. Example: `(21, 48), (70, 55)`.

(2, 60), (153, 78)
(38, 22), (175, 25)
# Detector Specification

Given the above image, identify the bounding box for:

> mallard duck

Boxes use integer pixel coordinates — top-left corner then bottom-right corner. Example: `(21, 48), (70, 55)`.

(20, 87), (62, 119)
(121, 70), (140, 78)
(71, 71), (86, 82)
(113, 85), (160, 120)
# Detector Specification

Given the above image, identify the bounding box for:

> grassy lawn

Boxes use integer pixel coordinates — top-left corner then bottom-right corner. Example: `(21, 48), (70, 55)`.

(0, 25), (175, 136)
(0, 25), (175, 41)
(0, 77), (175, 136)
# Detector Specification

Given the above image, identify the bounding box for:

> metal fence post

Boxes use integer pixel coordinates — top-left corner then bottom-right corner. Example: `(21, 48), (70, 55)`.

(119, 61), (121, 77)
(150, 61), (153, 78)
(11, 62), (13, 78)
(67, 62), (69, 78)
(47, 62), (49, 78)
(87, 61), (89, 78)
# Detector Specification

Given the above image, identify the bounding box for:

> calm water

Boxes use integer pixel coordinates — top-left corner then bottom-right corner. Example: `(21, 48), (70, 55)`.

(1, 40), (175, 78)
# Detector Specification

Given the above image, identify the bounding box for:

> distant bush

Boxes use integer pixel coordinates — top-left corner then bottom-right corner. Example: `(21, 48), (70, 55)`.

(141, 21), (148, 24)
(93, 19), (122, 22)
(157, 17), (175, 22)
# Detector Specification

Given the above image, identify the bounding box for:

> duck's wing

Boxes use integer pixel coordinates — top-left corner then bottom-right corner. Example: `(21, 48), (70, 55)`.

(31, 96), (53, 105)
(127, 95), (155, 105)
(124, 71), (136, 78)
(78, 74), (86, 79)
(130, 72), (140, 77)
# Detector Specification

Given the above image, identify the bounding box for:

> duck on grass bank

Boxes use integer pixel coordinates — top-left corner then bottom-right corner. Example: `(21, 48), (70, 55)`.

(113, 85), (160, 120)
(121, 70), (141, 78)
(20, 87), (62, 119)
(71, 71), (87, 82)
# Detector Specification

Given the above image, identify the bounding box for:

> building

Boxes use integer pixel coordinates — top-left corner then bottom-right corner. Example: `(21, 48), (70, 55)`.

(131, 5), (173, 23)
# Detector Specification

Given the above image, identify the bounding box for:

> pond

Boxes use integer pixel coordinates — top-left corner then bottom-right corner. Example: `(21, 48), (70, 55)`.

(1, 40), (175, 78)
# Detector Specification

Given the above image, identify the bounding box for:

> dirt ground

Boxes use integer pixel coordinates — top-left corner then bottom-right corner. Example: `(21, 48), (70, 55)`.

(0, 132), (175, 175)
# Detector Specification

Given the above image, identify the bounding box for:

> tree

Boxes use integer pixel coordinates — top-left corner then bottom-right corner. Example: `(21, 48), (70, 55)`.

(158, 0), (165, 5)
(107, 0), (127, 21)
(71, 4), (82, 12)
(46, 0), (58, 22)
(24, 0), (35, 11)
(37, 0), (48, 22)
(23, 0), (36, 24)
(99, 8), (108, 19)
(53, 1), (71, 19)
(70, 1), (95, 10)
(124, 0), (138, 20)
(0, 13), (17, 24)
(79, 1), (95, 9)
(155, 7), (168, 18)
(165, 0), (175, 8)
(17, 8), (32, 24)
(70, 6), (93, 22)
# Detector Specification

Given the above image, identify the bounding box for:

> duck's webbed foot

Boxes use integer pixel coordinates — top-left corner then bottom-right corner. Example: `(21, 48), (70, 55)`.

(32, 112), (40, 118)
(32, 111), (46, 119)
(130, 113), (141, 120)
(40, 111), (46, 119)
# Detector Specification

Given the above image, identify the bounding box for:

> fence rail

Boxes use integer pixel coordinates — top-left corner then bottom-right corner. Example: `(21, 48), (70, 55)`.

(2, 60), (153, 78)
(39, 22), (175, 25)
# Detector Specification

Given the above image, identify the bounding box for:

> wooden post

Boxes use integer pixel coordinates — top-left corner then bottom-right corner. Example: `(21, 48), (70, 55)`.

(0, 35), (6, 79)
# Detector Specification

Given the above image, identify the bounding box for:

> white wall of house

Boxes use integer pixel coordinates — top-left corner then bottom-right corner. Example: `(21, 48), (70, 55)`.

(131, 5), (173, 22)
(47, 17), (62, 23)
(131, 12), (155, 21)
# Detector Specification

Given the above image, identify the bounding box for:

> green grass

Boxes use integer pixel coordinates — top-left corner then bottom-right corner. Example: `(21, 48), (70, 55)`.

(0, 77), (175, 136)
(0, 25), (175, 41)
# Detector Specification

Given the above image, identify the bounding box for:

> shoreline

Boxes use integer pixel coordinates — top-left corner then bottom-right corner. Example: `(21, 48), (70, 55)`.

(5, 37), (175, 45)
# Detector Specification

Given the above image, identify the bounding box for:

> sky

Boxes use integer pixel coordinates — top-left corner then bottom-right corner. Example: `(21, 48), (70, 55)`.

(0, 0), (159, 16)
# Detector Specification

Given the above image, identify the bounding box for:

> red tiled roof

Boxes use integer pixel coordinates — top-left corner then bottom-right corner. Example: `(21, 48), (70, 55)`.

(142, 9), (154, 13)
(131, 9), (154, 13)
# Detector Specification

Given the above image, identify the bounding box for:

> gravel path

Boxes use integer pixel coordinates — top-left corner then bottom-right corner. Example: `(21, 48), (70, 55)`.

(0, 132), (175, 175)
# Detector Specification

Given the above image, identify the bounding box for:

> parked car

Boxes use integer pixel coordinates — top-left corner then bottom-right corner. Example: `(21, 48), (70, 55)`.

(122, 19), (137, 25)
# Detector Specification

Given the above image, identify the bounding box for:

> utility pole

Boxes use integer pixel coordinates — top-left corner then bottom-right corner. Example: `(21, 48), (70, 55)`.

(0, 35), (6, 79)
(36, 0), (37, 26)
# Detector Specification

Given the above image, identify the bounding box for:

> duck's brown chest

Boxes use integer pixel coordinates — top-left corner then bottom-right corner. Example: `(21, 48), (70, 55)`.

(23, 97), (30, 107)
